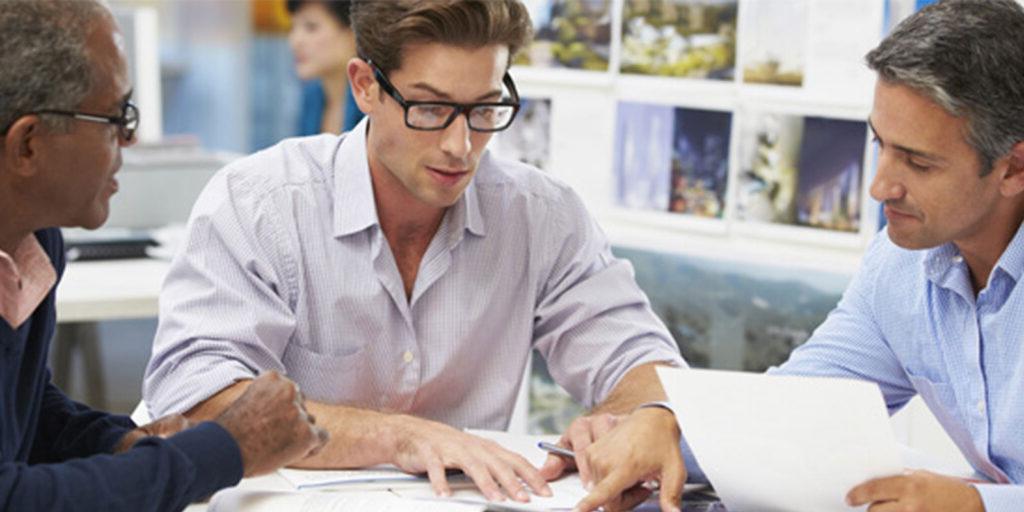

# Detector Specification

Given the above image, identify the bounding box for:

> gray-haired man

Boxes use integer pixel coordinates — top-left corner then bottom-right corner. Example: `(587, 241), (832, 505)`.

(0, 1), (326, 510)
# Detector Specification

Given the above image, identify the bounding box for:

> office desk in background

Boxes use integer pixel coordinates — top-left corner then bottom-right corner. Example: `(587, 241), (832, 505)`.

(53, 258), (170, 408)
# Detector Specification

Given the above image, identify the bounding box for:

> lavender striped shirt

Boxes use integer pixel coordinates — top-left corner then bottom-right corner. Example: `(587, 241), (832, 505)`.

(143, 119), (683, 429)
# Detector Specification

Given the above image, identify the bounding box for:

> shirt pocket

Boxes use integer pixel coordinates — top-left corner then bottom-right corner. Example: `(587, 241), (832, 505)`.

(281, 342), (371, 405)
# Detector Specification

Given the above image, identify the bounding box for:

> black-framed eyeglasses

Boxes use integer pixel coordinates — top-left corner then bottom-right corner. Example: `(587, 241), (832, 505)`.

(31, 100), (139, 141)
(369, 61), (520, 132)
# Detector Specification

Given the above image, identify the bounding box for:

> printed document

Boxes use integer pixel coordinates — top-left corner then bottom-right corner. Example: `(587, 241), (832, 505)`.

(657, 367), (903, 512)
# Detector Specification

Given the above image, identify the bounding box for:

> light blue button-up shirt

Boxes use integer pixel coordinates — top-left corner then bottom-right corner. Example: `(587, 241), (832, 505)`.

(774, 225), (1024, 510)
(143, 118), (683, 429)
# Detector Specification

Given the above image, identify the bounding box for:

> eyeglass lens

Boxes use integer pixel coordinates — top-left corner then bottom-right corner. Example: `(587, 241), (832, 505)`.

(407, 104), (516, 131)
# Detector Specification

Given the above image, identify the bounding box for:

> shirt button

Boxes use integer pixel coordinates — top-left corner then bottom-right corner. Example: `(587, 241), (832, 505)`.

(977, 400), (986, 414)
(952, 255), (964, 264)
(403, 350), (414, 363)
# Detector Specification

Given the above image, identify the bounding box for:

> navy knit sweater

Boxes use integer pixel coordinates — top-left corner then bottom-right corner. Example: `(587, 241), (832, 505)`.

(0, 229), (243, 511)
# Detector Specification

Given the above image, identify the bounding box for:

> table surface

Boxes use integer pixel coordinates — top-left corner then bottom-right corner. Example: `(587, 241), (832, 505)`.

(185, 473), (726, 512)
(55, 258), (170, 323)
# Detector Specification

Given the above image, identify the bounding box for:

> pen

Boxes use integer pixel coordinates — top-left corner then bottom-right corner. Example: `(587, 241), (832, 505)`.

(537, 441), (575, 458)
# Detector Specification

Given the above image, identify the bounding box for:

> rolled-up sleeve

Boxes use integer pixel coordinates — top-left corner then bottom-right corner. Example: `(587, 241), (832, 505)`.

(143, 169), (297, 417)
(532, 190), (684, 408)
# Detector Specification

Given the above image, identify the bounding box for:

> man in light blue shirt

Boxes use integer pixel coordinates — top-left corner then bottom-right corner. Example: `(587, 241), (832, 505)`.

(770, 1), (1024, 510)
(143, 1), (687, 510)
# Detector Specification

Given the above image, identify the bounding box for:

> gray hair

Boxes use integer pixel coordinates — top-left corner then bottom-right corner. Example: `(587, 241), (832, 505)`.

(0, 0), (111, 134)
(867, 0), (1024, 175)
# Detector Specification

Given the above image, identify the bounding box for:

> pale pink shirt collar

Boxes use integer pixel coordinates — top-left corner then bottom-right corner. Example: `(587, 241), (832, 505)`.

(0, 234), (57, 328)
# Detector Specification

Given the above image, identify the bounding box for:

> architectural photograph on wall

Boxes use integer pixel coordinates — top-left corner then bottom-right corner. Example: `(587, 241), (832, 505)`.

(518, 0), (613, 71)
(735, 112), (803, 225)
(740, 0), (807, 86)
(614, 101), (731, 218)
(668, 107), (732, 218)
(794, 117), (867, 232)
(619, 0), (738, 79)
(528, 244), (850, 434)
(736, 112), (867, 232)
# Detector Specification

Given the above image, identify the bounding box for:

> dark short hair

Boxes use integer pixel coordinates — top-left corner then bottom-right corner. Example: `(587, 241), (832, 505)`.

(0, 0), (110, 134)
(351, 0), (533, 76)
(867, 0), (1024, 174)
(286, 0), (352, 27)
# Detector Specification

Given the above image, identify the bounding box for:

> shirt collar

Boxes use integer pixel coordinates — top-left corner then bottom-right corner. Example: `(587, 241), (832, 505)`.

(0, 234), (57, 328)
(332, 117), (488, 240)
(333, 117), (380, 238)
(923, 241), (962, 284)
(992, 220), (1024, 284)
(459, 170), (486, 239)
(922, 220), (1024, 287)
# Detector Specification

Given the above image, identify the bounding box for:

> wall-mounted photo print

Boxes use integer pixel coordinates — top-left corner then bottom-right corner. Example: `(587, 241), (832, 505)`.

(614, 102), (731, 217)
(620, 0), (738, 80)
(517, 0), (613, 72)
(614, 102), (675, 211)
(741, 0), (807, 86)
(668, 107), (732, 218)
(795, 117), (867, 232)
(528, 244), (851, 434)
(737, 113), (866, 232)
(736, 112), (803, 224)
(490, 97), (553, 171)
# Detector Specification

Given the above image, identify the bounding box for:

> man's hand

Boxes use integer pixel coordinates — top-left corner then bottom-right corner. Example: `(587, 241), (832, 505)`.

(113, 413), (192, 454)
(383, 415), (552, 503)
(846, 470), (984, 512)
(214, 371), (329, 477)
(540, 408), (686, 512)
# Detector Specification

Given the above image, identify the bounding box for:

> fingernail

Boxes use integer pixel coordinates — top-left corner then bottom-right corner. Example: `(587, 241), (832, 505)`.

(541, 485), (553, 497)
(516, 490), (529, 502)
(585, 481), (594, 491)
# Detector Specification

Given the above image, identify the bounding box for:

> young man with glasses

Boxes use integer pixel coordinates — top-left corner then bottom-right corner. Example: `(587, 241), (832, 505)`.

(145, 1), (688, 510)
(0, 1), (328, 509)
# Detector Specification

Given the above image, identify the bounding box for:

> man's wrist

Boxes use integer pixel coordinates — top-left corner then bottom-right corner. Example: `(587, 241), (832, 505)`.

(635, 400), (676, 417)
(633, 400), (681, 439)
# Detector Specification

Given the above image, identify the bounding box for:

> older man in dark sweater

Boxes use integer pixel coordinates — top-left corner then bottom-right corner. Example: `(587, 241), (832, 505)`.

(0, 1), (328, 510)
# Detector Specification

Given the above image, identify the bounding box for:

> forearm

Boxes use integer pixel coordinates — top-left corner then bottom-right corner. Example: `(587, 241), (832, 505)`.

(3, 422), (242, 512)
(185, 380), (401, 470)
(287, 401), (401, 469)
(32, 383), (135, 462)
(590, 361), (673, 416)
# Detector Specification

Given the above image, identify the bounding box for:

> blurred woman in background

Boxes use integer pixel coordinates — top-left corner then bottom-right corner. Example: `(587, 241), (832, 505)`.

(287, 0), (363, 134)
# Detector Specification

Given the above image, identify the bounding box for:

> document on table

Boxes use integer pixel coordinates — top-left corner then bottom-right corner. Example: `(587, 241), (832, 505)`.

(657, 367), (903, 512)
(276, 430), (557, 491)
(211, 430), (590, 511)
(208, 489), (484, 512)
(278, 465), (472, 491)
(392, 474), (588, 511)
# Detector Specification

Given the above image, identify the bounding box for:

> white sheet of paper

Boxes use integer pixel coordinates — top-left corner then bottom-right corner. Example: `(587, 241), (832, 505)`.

(208, 489), (483, 512)
(394, 474), (588, 512)
(657, 367), (903, 512)
(278, 466), (421, 490)
(278, 466), (476, 492)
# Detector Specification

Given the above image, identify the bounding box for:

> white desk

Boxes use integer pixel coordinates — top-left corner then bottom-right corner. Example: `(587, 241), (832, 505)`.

(52, 258), (170, 408)
(56, 258), (170, 322)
